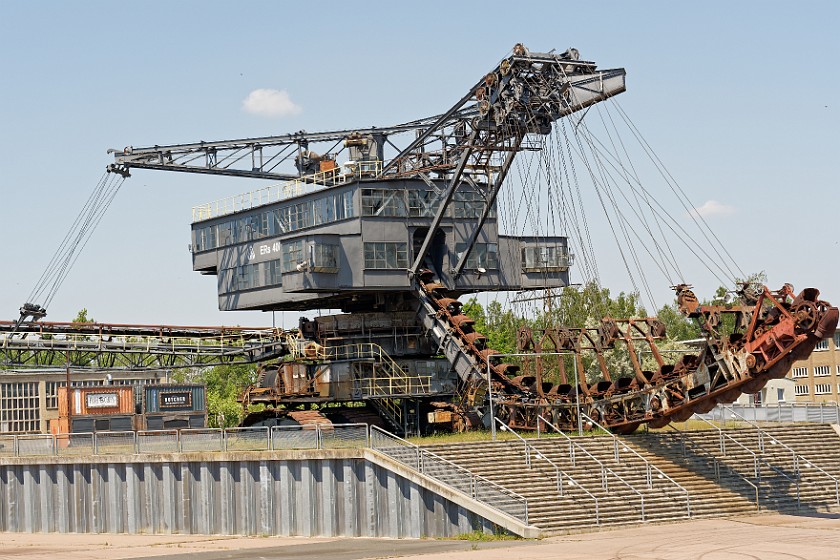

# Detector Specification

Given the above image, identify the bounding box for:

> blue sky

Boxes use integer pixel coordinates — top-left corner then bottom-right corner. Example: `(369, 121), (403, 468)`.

(1, 1), (838, 326)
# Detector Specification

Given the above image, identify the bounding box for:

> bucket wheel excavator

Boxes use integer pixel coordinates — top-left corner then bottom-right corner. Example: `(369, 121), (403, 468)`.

(96, 43), (836, 435)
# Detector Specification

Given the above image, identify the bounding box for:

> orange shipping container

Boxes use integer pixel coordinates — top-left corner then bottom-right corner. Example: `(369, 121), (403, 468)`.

(49, 417), (69, 435)
(57, 386), (135, 416)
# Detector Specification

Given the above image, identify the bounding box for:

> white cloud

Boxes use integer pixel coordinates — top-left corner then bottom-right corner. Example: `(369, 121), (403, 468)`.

(692, 200), (735, 218)
(241, 88), (302, 117)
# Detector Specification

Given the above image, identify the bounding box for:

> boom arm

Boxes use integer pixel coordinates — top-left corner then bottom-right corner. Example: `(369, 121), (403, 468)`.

(108, 44), (626, 187)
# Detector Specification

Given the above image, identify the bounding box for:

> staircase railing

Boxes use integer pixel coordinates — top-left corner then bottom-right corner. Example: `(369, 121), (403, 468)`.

(369, 425), (529, 524)
(495, 417), (599, 525)
(580, 412), (690, 517)
(692, 413), (800, 509)
(368, 396), (405, 433)
(538, 415), (608, 485)
(721, 405), (839, 506)
(538, 415), (645, 522)
(665, 423), (759, 509)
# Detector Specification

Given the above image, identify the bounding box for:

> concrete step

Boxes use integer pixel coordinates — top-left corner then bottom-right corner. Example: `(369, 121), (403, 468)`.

(414, 425), (840, 533)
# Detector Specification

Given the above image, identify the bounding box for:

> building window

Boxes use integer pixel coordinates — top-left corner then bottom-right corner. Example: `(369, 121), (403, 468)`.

(455, 243), (498, 270)
(777, 388), (785, 403)
(815, 384), (832, 395)
(282, 240), (305, 273)
(362, 189), (407, 217)
(364, 242), (408, 269)
(45, 381), (61, 410)
(521, 245), (573, 272)
(814, 365), (831, 377)
(794, 385), (810, 396)
(833, 331), (840, 349)
(815, 339), (829, 351)
(791, 367), (808, 378)
(0, 382), (40, 433)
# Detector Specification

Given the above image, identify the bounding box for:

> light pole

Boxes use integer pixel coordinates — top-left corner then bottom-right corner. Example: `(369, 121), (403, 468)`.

(486, 353), (496, 440)
(574, 356), (582, 436)
(65, 349), (71, 432)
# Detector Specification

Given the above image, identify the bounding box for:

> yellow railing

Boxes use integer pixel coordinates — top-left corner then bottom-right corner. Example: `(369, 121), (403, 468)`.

(375, 396), (405, 428)
(285, 340), (433, 397)
(191, 160), (382, 222)
(357, 376), (433, 397)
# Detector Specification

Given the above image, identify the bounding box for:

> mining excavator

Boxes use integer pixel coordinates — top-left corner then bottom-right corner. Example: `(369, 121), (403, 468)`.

(4, 44), (834, 435)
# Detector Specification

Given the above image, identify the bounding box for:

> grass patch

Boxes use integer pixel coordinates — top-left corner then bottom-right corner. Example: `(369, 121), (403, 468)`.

(405, 418), (758, 447)
(449, 529), (521, 541)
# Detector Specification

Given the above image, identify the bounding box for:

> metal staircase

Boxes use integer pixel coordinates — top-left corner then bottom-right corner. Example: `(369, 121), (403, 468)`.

(321, 343), (433, 435)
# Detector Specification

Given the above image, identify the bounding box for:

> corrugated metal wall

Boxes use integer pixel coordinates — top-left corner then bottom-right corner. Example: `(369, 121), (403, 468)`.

(0, 453), (494, 538)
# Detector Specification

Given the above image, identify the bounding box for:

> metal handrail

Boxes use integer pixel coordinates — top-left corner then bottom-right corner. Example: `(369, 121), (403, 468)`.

(692, 413), (763, 476)
(580, 412), (691, 517)
(538, 415), (608, 484)
(721, 405), (839, 505)
(692, 413), (801, 508)
(2, 423), (370, 457)
(495, 417), (599, 525)
(369, 425), (529, 523)
(665, 423), (760, 509)
(191, 160), (382, 222)
(539, 415), (645, 521)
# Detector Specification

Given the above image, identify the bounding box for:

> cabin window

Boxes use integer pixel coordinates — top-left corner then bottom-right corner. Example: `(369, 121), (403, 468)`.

(312, 244), (339, 273)
(194, 225), (217, 252)
(521, 245), (572, 272)
(193, 190), (354, 251)
(264, 259), (282, 285)
(408, 190), (440, 217)
(236, 264), (255, 290)
(455, 243), (498, 269)
(453, 191), (492, 218)
(364, 242), (408, 269)
(362, 189), (407, 217)
(282, 240), (305, 272)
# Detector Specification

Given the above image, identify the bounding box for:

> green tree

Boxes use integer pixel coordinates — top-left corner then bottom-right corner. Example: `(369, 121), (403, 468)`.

(656, 302), (701, 342)
(461, 297), (521, 356)
(537, 282), (646, 330)
(191, 363), (258, 428)
(72, 308), (94, 324)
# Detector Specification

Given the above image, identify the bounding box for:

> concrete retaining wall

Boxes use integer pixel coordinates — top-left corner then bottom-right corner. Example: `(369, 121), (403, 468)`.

(0, 450), (498, 538)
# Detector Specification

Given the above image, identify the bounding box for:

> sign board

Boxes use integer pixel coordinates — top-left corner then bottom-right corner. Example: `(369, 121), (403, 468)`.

(86, 392), (119, 409)
(159, 391), (192, 409)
